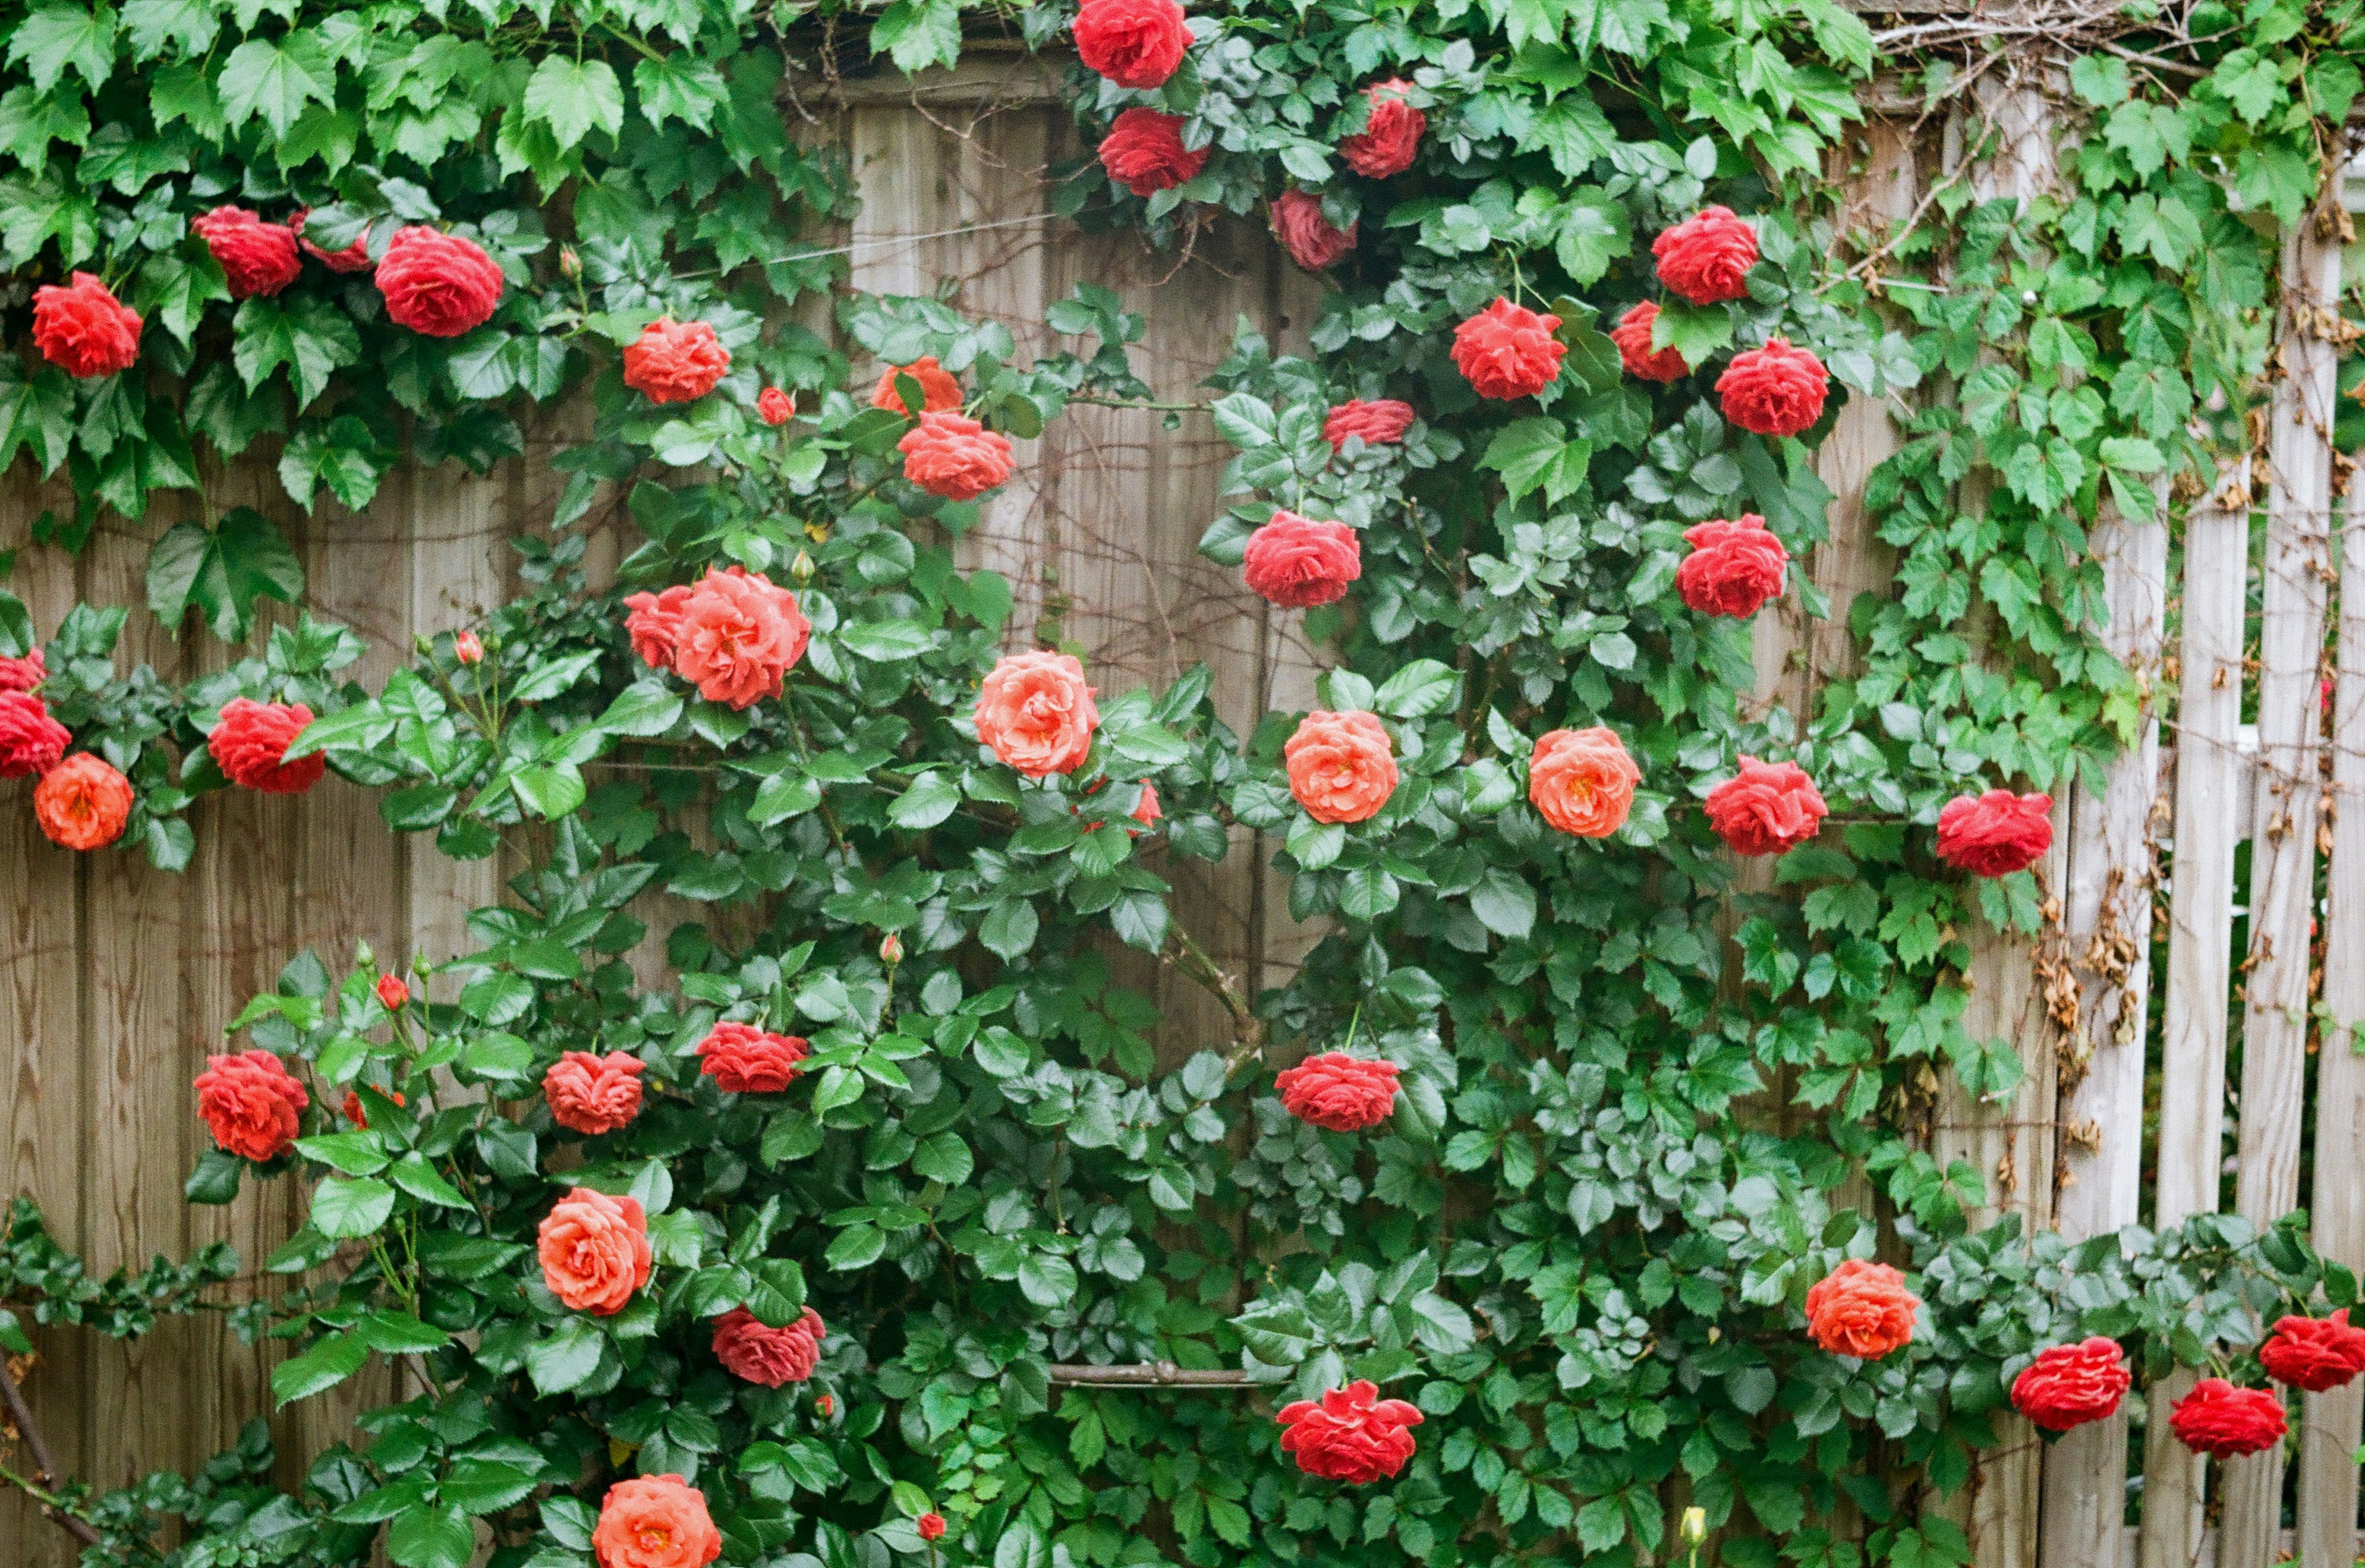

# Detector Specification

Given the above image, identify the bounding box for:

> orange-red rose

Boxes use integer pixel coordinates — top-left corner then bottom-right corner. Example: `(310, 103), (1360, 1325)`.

(2169, 1378), (2287, 1457)
(2010, 1338), (2131, 1431)
(1610, 302), (1688, 382)
(538, 1186), (652, 1315)
(712, 1305), (827, 1386)
(1072, 0), (1191, 88)
(623, 318), (730, 405)
(697, 1021), (811, 1093)
(1099, 108), (1208, 196)
(0, 691), (70, 778)
(1678, 515), (1789, 618)
(291, 208), (371, 272)
(1322, 398), (1414, 450)
(1452, 298), (1564, 400)
(668, 567), (810, 709)
(31, 273), (142, 378)
(2258, 1310), (2365, 1392)
(1804, 1259), (1918, 1359)
(758, 387), (796, 425)
(209, 698), (326, 794)
(34, 753), (132, 851)
(1705, 756), (1826, 857)
(1284, 709), (1397, 824)
(545, 1051), (648, 1136)
(592, 1474), (721, 1568)
(1275, 1052), (1401, 1131)
(975, 651), (1099, 777)
(1276, 1380), (1422, 1483)
(900, 412), (1016, 501)
(623, 584), (692, 670)
(1528, 727), (1639, 839)
(1336, 79), (1424, 179)
(1269, 189), (1357, 272)
(0, 646), (45, 693)
(340, 1086), (403, 1130)
(375, 225), (504, 338)
(374, 973), (409, 1011)
(1652, 206), (1760, 304)
(917, 1514), (947, 1542)
(1243, 511), (1361, 608)
(1718, 337), (1829, 438)
(1935, 790), (2054, 877)
(194, 1050), (309, 1162)
(871, 356), (963, 414)
(190, 206), (301, 299)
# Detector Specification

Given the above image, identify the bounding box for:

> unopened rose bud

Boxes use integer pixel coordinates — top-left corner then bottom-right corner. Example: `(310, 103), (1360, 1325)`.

(559, 245), (581, 280)
(375, 973), (410, 1011)
(879, 932), (905, 966)
(918, 1514), (947, 1543)
(1681, 1507), (1707, 1545)
(815, 1393), (835, 1416)
(453, 629), (483, 665)
(790, 549), (815, 585)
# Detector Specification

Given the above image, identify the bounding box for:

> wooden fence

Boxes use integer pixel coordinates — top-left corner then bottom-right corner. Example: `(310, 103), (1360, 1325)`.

(2, 55), (2361, 1568)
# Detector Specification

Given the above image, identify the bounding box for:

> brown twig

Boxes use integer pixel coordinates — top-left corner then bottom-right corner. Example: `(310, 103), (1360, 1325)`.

(0, 1356), (103, 1546)
(1046, 1361), (1253, 1387)
(1162, 924), (1267, 1072)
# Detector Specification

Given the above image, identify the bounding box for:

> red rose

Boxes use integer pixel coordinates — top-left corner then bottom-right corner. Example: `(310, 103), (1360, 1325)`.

(871, 357), (963, 415)
(374, 973), (410, 1011)
(1130, 781), (1161, 831)
(1275, 1380), (1422, 1483)
(697, 1020), (811, 1093)
(31, 272), (142, 378)
(1451, 297), (1564, 400)
(623, 318), (731, 405)
(917, 1514), (947, 1543)
(1935, 791), (2055, 877)
(1676, 514), (1788, 618)
(1652, 205), (1760, 305)
(758, 387), (796, 425)
(1098, 108), (1208, 196)
(34, 753), (132, 851)
(1609, 302), (1688, 383)
(1705, 756), (1826, 857)
(0, 646), (46, 693)
(623, 584), (693, 670)
(1072, 0), (1191, 89)
(2169, 1378), (2287, 1458)
(193, 1049), (309, 1162)
(544, 1051), (647, 1136)
(208, 698), (326, 794)
(291, 209), (372, 273)
(2010, 1338), (2131, 1432)
(899, 411), (1015, 501)
(2258, 1310), (2365, 1392)
(340, 1086), (403, 1131)
(375, 225), (504, 338)
(190, 206), (302, 299)
(711, 1306), (827, 1386)
(1804, 1259), (1918, 1360)
(1322, 398), (1415, 450)
(1242, 511), (1361, 608)
(1274, 1052), (1401, 1131)
(0, 690), (70, 778)
(1269, 189), (1357, 271)
(1336, 79), (1424, 178)
(1717, 337), (1829, 438)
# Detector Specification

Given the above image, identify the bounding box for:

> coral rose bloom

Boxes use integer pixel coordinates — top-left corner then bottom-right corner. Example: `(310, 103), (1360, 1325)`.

(209, 698), (327, 794)
(193, 1049), (309, 1162)
(1652, 205), (1761, 305)
(36, 753), (134, 851)
(623, 318), (731, 405)
(1705, 756), (1827, 857)
(291, 208), (372, 272)
(975, 650), (1100, 777)
(544, 1051), (647, 1136)
(375, 225), (504, 338)
(1276, 1380), (1423, 1484)
(669, 567), (811, 709)
(623, 583), (693, 670)
(1283, 709), (1397, 825)
(1528, 727), (1639, 839)
(1322, 398), (1415, 450)
(1243, 511), (1361, 608)
(31, 272), (142, 378)
(1805, 1259), (1918, 1359)
(757, 387), (796, 425)
(2258, 1310), (2365, 1392)
(1452, 298), (1564, 400)
(2010, 1338), (2131, 1432)
(900, 411), (1016, 501)
(2169, 1378), (2287, 1457)
(1275, 1052), (1401, 1131)
(1269, 189), (1357, 272)
(0, 646), (46, 693)
(1099, 108), (1208, 196)
(190, 206), (301, 299)
(1072, 0), (1191, 89)
(712, 1306), (827, 1386)
(1336, 79), (1424, 179)
(593, 1475), (721, 1568)
(1718, 337), (1829, 438)
(697, 1020), (812, 1093)
(1678, 515), (1789, 618)
(1935, 790), (2054, 877)
(538, 1187), (653, 1315)
(871, 355), (963, 414)
(1610, 302), (1688, 383)
(0, 691), (70, 778)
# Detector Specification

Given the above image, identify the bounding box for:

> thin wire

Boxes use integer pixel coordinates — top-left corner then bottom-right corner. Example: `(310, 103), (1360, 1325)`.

(676, 207), (1110, 278)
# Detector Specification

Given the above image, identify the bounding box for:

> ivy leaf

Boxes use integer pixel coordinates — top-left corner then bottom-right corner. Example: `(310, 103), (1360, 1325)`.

(524, 55), (624, 151)
(146, 507), (306, 642)
(872, 0), (963, 73)
(233, 296), (361, 409)
(1553, 192), (1630, 281)
(7, 5), (118, 94)
(1482, 418), (1591, 504)
(121, 0), (217, 62)
(279, 415), (392, 511)
(1651, 301), (1734, 368)
(217, 33), (337, 140)
(636, 53), (729, 131)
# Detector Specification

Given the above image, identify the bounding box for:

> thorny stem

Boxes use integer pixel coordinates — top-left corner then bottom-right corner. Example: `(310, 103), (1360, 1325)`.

(0, 1356), (105, 1547)
(1163, 924), (1266, 1072)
